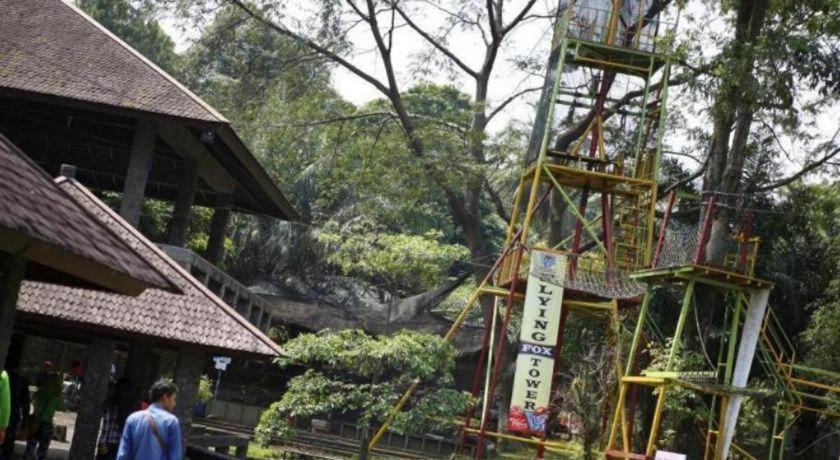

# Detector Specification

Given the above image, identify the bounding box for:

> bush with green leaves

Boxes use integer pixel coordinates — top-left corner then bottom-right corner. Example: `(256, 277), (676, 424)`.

(198, 375), (214, 403)
(255, 329), (472, 449)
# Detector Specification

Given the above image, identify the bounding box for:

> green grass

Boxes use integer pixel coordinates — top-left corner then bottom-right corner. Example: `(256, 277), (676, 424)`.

(247, 442), (282, 459)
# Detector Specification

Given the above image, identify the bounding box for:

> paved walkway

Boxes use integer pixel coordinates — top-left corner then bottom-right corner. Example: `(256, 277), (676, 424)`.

(6, 411), (74, 459)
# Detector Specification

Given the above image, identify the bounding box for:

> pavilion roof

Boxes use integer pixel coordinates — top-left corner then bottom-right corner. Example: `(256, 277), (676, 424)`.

(17, 176), (286, 357)
(0, 0), (222, 122)
(0, 0), (298, 220)
(0, 133), (176, 296)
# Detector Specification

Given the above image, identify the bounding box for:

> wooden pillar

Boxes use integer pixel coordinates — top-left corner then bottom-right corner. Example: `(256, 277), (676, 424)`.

(69, 338), (115, 460)
(120, 119), (156, 228)
(168, 159), (199, 247)
(206, 194), (233, 265)
(174, 346), (207, 454)
(0, 255), (26, 369)
(118, 341), (152, 425)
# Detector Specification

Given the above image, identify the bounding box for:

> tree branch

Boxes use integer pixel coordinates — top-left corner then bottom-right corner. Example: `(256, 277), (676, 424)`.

(484, 179), (510, 223)
(392, 4), (479, 78)
(751, 146), (840, 192)
(501, 0), (538, 35)
(487, 86), (542, 122)
(663, 153), (711, 194)
(225, 0), (390, 96)
(345, 0), (370, 22)
(553, 67), (702, 152)
(486, 0), (501, 39)
(298, 111), (394, 127)
(302, 110), (468, 134)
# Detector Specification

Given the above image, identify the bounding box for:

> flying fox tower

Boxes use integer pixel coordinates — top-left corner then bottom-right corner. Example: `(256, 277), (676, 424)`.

(368, 0), (682, 457)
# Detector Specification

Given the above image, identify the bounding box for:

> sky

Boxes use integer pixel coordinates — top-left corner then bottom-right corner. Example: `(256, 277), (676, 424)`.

(158, 0), (838, 179)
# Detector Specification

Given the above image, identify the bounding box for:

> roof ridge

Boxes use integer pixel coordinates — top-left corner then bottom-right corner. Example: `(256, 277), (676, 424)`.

(59, 0), (229, 124)
(54, 175), (285, 357)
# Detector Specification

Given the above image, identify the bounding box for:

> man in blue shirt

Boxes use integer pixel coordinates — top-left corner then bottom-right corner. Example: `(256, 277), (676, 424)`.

(117, 380), (182, 460)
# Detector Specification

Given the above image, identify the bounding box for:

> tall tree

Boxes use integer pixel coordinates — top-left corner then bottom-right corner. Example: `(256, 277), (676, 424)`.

(77, 0), (179, 73)
(170, 0), (546, 275)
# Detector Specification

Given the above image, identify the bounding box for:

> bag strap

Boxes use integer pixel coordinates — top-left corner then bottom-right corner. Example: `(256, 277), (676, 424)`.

(144, 411), (169, 455)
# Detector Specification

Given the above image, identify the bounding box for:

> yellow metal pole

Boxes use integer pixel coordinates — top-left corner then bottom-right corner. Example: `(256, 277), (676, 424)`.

(646, 384), (668, 456)
(643, 184), (657, 267)
(606, 0), (622, 45)
(368, 380), (420, 450)
(504, 176), (526, 244)
(608, 382), (627, 450)
(646, 280), (696, 455)
(713, 395), (730, 460)
(543, 164), (609, 254)
(480, 299), (499, 428)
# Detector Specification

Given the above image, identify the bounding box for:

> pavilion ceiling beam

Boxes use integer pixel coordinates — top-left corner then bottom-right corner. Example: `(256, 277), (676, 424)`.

(155, 122), (236, 195)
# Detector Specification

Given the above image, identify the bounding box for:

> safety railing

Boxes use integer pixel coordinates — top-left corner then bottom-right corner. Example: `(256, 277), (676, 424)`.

(565, 1), (676, 53)
(496, 245), (646, 299)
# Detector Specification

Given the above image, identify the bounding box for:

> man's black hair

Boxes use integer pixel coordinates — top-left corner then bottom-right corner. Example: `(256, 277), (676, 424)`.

(149, 379), (178, 402)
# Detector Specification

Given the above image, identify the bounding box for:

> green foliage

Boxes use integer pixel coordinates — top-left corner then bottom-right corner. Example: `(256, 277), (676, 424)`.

(198, 375), (214, 403)
(77, 0), (179, 73)
(803, 280), (840, 373)
(316, 222), (469, 294)
(180, 7), (488, 292)
(255, 329), (472, 445)
(643, 339), (707, 449)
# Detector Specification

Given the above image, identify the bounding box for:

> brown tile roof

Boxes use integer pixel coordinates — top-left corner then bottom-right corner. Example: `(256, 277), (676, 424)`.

(0, 0), (299, 222)
(0, 133), (174, 295)
(17, 176), (285, 357)
(0, 0), (225, 122)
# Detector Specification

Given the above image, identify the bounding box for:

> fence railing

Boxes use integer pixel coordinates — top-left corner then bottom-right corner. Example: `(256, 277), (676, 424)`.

(565, 1), (675, 53)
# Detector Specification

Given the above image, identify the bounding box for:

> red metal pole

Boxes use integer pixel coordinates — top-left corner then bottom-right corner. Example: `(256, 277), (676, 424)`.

(625, 334), (648, 452)
(601, 190), (614, 282)
(457, 281), (502, 453)
(652, 189), (677, 267)
(473, 243), (526, 460)
(569, 73), (615, 274)
(535, 308), (570, 459)
(693, 194), (716, 265)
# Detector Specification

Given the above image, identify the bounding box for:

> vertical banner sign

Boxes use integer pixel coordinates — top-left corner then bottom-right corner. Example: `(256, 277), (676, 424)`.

(508, 250), (567, 436)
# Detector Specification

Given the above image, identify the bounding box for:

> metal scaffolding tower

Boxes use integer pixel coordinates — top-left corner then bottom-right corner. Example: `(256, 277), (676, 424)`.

(369, 0), (678, 456)
(364, 1), (839, 458)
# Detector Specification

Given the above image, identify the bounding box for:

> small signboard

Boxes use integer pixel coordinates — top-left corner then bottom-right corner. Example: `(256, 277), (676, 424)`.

(654, 451), (687, 460)
(213, 355), (232, 371)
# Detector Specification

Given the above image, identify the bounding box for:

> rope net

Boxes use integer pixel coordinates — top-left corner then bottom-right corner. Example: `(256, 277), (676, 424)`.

(500, 248), (646, 299)
(654, 222), (759, 275)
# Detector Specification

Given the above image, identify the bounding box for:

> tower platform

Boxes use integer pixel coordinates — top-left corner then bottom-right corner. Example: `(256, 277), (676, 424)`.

(630, 264), (774, 291)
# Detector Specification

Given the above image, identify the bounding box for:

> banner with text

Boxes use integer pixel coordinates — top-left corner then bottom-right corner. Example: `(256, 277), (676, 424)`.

(508, 250), (567, 436)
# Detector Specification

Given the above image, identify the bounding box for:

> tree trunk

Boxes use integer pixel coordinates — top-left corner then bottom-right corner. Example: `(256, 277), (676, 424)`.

(696, 0), (769, 340)
(701, 0), (769, 257)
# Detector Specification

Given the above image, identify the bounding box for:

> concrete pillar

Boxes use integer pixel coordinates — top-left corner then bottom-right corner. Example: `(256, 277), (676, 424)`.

(120, 119), (157, 227)
(69, 338), (115, 460)
(168, 159), (199, 247)
(0, 256), (26, 369)
(718, 288), (771, 458)
(118, 341), (152, 425)
(206, 194), (233, 265)
(174, 346), (207, 453)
